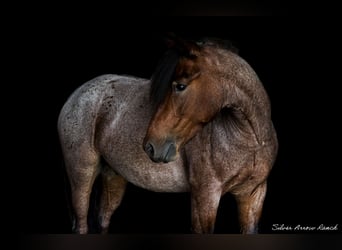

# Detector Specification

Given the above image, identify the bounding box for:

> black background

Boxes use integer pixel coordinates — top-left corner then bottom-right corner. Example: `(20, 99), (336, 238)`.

(14, 18), (341, 235)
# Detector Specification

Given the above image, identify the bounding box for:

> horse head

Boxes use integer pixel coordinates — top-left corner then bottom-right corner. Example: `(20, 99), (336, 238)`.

(144, 35), (236, 163)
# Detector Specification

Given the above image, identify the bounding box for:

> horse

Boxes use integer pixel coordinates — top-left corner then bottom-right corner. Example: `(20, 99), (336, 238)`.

(57, 36), (278, 234)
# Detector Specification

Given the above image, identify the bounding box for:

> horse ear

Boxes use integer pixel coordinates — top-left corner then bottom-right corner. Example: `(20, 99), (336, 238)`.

(164, 32), (201, 57)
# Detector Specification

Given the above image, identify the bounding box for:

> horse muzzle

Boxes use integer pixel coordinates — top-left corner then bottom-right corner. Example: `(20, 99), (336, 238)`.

(143, 139), (177, 163)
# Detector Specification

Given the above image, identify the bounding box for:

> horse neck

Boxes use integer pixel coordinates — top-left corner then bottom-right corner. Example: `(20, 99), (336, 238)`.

(218, 56), (273, 145)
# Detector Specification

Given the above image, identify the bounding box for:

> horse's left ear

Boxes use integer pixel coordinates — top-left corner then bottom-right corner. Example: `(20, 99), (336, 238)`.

(164, 32), (201, 58)
(183, 40), (201, 58)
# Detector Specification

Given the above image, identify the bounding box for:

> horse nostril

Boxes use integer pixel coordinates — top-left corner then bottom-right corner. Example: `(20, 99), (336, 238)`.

(144, 142), (154, 158)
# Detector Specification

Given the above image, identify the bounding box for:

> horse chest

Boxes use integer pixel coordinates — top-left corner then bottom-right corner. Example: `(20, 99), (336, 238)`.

(185, 124), (256, 186)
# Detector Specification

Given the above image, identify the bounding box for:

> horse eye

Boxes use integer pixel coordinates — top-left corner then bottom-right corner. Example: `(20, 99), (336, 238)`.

(175, 83), (187, 92)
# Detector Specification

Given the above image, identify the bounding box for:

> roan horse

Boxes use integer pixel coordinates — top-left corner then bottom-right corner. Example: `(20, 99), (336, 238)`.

(58, 36), (278, 234)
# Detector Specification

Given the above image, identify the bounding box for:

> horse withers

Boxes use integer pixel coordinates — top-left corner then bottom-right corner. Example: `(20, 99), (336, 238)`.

(58, 36), (278, 234)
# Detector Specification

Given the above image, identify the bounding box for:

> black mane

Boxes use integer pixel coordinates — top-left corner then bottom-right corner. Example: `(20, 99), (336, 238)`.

(150, 37), (238, 106)
(150, 48), (180, 106)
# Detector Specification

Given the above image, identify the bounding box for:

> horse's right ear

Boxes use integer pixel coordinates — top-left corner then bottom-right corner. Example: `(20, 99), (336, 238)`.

(164, 33), (201, 58)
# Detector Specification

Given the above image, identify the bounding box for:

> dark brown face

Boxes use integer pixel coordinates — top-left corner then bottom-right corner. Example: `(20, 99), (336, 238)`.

(144, 55), (222, 163)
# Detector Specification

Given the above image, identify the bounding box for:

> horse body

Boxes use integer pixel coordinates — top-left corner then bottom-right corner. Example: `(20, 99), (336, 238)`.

(58, 37), (278, 234)
(58, 75), (189, 192)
